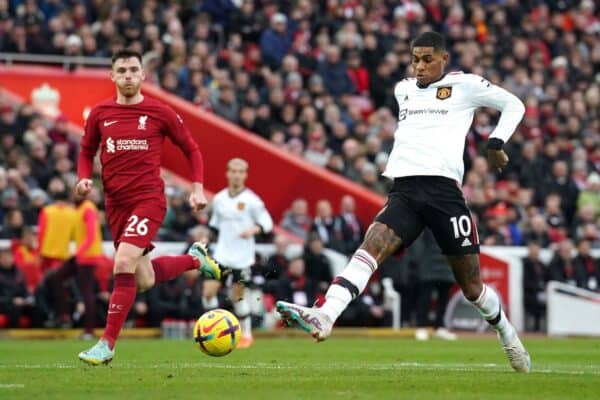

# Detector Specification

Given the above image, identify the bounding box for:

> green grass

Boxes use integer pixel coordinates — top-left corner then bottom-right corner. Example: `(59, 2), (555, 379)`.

(1, 336), (599, 399)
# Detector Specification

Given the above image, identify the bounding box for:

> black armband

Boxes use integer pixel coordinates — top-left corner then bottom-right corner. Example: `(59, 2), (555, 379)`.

(255, 224), (265, 235)
(487, 138), (505, 150)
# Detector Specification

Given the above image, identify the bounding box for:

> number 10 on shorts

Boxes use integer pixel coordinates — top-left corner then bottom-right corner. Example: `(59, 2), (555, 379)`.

(125, 215), (149, 236)
(450, 215), (472, 238)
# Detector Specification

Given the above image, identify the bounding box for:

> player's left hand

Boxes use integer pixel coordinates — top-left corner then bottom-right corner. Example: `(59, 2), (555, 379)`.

(487, 149), (509, 172)
(189, 184), (208, 211)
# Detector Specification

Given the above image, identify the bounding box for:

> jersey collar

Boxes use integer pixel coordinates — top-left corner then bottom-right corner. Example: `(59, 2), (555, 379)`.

(416, 73), (447, 89)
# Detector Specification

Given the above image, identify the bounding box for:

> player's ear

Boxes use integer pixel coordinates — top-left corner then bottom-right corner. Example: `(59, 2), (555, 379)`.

(441, 51), (449, 67)
(110, 69), (116, 83)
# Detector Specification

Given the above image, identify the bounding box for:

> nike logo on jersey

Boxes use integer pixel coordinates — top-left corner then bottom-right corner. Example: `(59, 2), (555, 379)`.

(104, 120), (118, 126)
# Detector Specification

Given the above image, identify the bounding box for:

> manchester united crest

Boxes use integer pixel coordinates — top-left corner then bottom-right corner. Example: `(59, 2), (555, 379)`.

(436, 87), (452, 100)
(237, 202), (245, 210)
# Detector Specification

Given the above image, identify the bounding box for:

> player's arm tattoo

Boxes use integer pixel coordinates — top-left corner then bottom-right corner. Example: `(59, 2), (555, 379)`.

(359, 222), (403, 264)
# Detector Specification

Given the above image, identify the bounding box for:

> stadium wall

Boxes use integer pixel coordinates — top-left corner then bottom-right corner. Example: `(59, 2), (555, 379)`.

(0, 65), (385, 225)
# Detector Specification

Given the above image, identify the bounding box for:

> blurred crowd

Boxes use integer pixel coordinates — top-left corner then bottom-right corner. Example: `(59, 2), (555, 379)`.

(1, 0), (600, 332)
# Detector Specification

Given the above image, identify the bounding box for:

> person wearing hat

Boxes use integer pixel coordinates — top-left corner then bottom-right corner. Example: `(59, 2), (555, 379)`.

(260, 12), (292, 69)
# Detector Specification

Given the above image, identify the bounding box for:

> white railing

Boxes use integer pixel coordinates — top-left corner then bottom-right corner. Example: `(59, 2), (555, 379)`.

(0, 53), (111, 69)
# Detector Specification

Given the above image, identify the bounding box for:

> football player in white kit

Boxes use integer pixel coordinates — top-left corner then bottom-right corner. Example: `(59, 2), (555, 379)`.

(209, 158), (273, 348)
(276, 31), (531, 372)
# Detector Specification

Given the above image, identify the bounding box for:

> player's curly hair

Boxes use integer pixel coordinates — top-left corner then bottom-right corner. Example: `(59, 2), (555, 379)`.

(111, 49), (142, 66)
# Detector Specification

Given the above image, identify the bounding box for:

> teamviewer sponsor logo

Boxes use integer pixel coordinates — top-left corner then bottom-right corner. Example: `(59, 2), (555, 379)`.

(398, 108), (448, 122)
(106, 137), (115, 153)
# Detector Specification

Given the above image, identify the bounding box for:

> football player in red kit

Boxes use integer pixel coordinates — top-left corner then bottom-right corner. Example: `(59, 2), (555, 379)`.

(75, 49), (220, 365)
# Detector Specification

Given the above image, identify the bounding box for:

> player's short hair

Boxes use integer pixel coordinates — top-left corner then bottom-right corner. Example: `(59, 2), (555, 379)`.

(111, 49), (143, 66)
(412, 31), (446, 52)
(227, 158), (249, 171)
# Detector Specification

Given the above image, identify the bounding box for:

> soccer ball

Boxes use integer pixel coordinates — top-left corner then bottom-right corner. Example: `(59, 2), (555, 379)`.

(193, 309), (241, 357)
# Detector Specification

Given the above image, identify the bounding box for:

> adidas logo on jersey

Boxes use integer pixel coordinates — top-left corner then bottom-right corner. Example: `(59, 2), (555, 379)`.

(461, 238), (472, 247)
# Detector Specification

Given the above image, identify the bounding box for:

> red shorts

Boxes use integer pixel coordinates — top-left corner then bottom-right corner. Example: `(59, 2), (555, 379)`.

(40, 257), (65, 274)
(106, 199), (166, 254)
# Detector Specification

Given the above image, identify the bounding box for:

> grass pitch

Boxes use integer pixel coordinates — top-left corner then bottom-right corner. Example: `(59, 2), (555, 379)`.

(0, 336), (599, 399)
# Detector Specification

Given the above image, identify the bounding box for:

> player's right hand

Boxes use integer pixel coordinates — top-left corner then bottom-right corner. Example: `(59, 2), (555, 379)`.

(75, 178), (93, 197)
(487, 149), (509, 172)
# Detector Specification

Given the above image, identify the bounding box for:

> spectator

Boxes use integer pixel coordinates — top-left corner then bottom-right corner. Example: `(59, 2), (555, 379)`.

(548, 240), (580, 287)
(0, 247), (36, 328)
(10, 227), (42, 294)
(317, 45), (355, 97)
(310, 199), (345, 253)
(573, 239), (600, 292)
(231, 0), (265, 44)
(522, 241), (547, 332)
(303, 234), (333, 294)
(280, 198), (311, 240)
(577, 172), (600, 218)
(259, 13), (292, 69)
(264, 235), (289, 281)
(335, 195), (364, 255)
(271, 256), (317, 307)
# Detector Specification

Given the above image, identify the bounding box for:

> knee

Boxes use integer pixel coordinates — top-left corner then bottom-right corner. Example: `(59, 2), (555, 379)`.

(461, 283), (483, 302)
(113, 254), (137, 274)
(137, 276), (155, 293)
(231, 284), (244, 302)
(203, 280), (220, 298)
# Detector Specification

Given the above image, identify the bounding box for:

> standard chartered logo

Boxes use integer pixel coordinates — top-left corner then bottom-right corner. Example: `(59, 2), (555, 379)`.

(105, 137), (148, 153)
(106, 137), (115, 153)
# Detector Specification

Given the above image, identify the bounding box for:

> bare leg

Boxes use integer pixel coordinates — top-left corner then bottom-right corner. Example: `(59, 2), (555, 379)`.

(360, 222), (404, 263)
(232, 281), (252, 340)
(135, 255), (155, 293)
(319, 222), (403, 322)
(277, 222), (404, 341)
(447, 253), (531, 372)
(446, 254), (482, 301)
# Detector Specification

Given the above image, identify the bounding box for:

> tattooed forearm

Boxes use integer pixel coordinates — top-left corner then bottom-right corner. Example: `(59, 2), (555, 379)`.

(359, 222), (403, 264)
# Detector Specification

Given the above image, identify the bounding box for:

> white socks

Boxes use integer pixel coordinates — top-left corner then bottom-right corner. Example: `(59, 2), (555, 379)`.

(470, 285), (515, 344)
(234, 299), (252, 338)
(202, 296), (219, 310)
(320, 249), (378, 322)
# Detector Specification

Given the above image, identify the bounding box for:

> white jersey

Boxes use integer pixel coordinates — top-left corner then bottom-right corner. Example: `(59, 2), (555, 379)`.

(383, 72), (525, 182)
(209, 188), (273, 269)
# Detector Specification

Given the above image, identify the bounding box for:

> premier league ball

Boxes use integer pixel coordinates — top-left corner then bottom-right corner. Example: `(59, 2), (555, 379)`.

(193, 309), (241, 357)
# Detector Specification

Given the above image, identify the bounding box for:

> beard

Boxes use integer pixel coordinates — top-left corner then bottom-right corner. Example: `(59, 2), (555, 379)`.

(117, 82), (141, 98)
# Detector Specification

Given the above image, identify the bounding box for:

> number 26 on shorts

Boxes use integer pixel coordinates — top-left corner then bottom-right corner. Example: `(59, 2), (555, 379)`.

(125, 214), (149, 236)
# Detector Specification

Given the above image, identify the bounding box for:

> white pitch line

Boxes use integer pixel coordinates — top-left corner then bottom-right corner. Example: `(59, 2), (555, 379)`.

(1, 362), (599, 375)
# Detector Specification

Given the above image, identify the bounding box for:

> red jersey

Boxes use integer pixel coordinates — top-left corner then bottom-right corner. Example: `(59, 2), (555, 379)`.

(78, 95), (204, 204)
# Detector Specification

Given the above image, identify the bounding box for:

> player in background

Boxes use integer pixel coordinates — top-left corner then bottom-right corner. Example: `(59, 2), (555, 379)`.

(277, 32), (531, 373)
(75, 49), (220, 365)
(208, 158), (273, 348)
(48, 197), (104, 338)
(37, 185), (78, 327)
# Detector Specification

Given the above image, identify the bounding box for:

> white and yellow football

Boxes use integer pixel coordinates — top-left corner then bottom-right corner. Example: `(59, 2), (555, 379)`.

(193, 309), (240, 357)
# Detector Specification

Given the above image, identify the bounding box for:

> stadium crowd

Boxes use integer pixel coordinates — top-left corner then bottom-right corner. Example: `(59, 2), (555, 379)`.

(1, 0), (600, 332)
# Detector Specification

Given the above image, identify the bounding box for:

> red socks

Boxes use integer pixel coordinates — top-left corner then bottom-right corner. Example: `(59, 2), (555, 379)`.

(151, 255), (198, 284)
(102, 273), (136, 349)
(101, 256), (199, 348)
